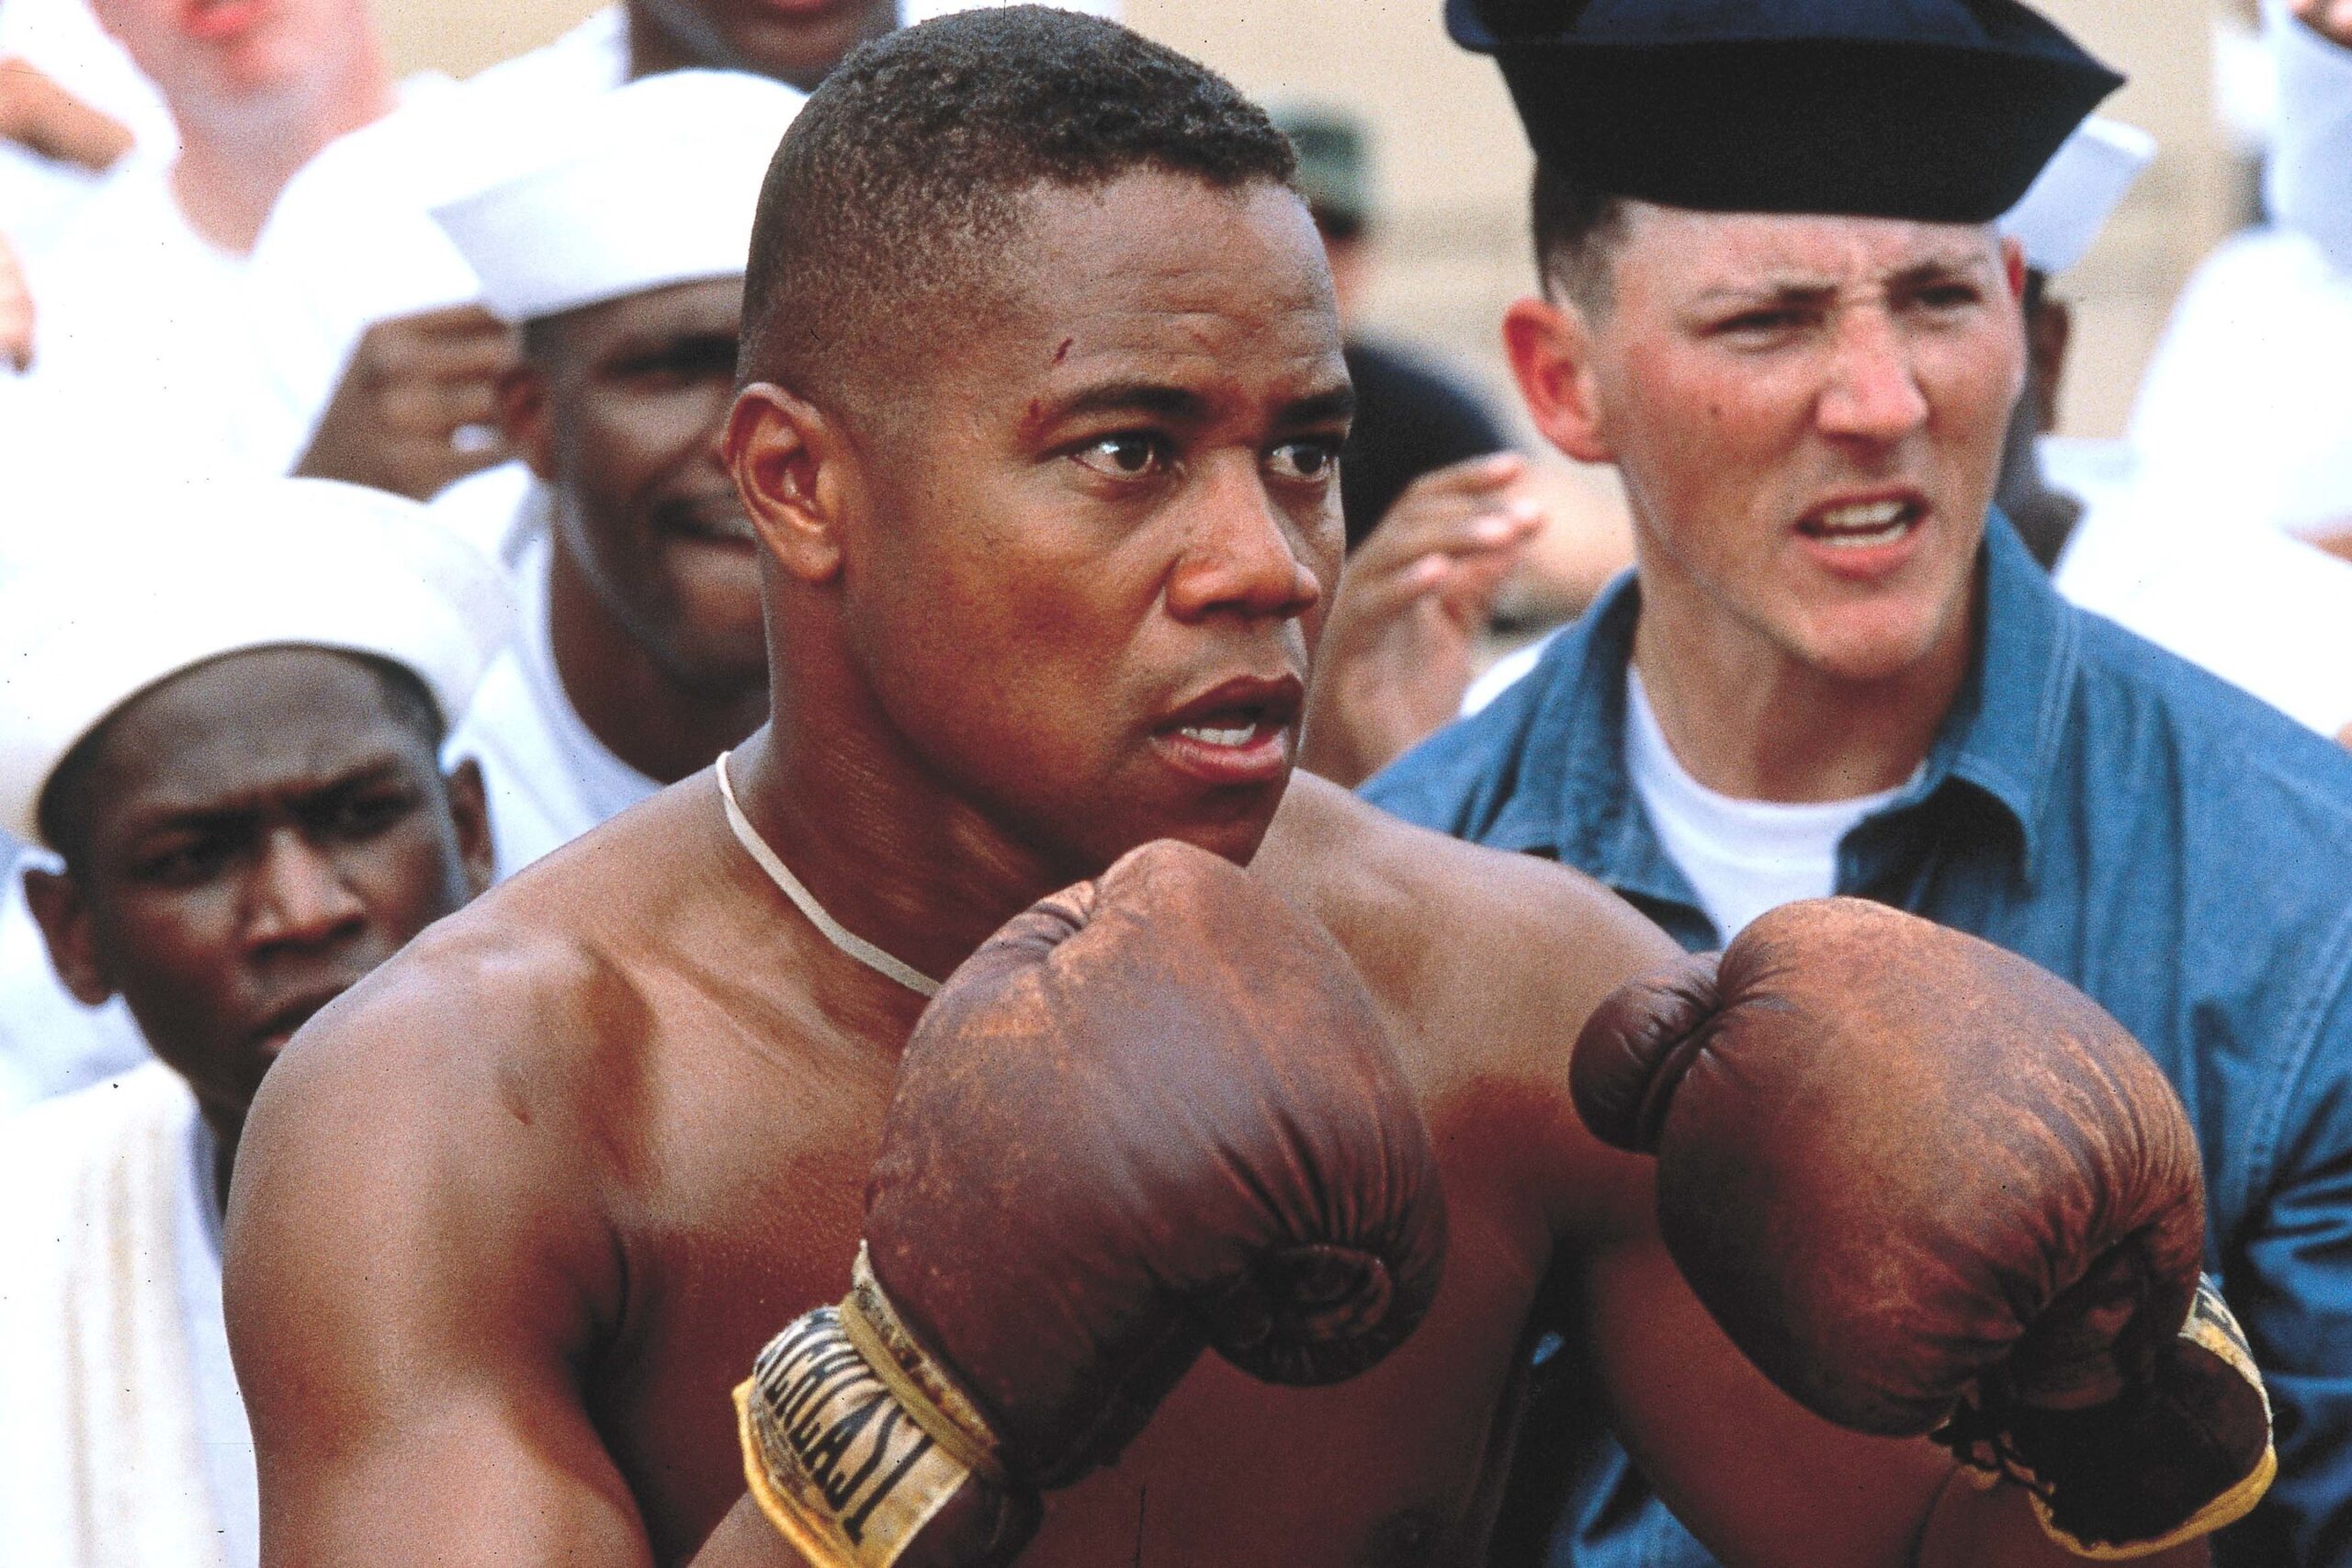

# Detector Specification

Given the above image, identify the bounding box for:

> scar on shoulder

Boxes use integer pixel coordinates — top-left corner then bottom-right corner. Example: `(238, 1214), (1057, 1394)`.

(1052, 336), (1074, 365)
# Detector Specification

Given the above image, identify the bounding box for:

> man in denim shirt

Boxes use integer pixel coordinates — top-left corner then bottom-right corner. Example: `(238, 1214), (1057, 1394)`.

(1364, 2), (2352, 1563)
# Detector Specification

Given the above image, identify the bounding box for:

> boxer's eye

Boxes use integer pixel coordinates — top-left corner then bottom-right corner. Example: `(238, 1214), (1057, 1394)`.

(1072, 433), (1170, 479)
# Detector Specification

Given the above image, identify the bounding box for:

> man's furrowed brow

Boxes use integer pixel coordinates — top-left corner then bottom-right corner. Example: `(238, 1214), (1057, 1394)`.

(122, 757), (413, 839)
(1692, 278), (1840, 310)
(1049, 379), (1209, 423)
(1889, 250), (2003, 289)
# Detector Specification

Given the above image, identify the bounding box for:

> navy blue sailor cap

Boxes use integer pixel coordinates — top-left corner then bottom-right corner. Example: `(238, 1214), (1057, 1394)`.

(1450, 0), (2124, 223)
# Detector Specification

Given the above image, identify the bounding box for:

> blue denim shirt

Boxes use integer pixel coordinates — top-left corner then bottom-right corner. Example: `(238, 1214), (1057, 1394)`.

(1364, 516), (2352, 1567)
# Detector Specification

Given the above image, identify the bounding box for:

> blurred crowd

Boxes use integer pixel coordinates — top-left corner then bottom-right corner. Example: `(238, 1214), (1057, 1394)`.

(0, 0), (2349, 1563)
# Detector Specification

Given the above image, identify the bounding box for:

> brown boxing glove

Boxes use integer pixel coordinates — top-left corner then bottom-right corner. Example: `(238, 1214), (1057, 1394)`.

(1572, 897), (2275, 1560)
(737, 840), (1448, 1567)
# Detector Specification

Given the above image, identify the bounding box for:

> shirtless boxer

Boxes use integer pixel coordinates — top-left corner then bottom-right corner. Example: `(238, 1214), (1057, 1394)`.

(224, 12), (2265, 1567)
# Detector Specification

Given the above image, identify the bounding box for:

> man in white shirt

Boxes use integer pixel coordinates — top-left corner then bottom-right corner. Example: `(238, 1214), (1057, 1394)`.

(0, 0), (401, 481)
(0, 0), (164, 258)
(0, 478), (503, 1568)
(1997, 117), (2352, 742)
(257, 0), (900, 502)
(0, 230), (28, 370)
(261, 0), (1125, 502)
(2120, 0), (2352, 561)
(2273, 0), (2352, 270)
(427, 72), (798, 877)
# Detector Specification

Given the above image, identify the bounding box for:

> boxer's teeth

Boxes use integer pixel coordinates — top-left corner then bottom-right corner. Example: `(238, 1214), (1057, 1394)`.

(1181, 722), (1259, 747)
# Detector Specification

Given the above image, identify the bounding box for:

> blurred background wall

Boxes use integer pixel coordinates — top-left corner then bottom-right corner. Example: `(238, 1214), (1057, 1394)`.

(375, 0), (2254, 594)
(376, 0), (2243, 444)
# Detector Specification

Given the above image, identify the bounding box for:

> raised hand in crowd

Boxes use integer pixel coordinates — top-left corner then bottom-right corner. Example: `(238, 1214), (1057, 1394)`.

(1302, 450), (1543, 787)
(2292, 0), (2352, 47)
(0, 54), (133, 175)
(0, 231), (31, 374)
(293, 304), (519, 501)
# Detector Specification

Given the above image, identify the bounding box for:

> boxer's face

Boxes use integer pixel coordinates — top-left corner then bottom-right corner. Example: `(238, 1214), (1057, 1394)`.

(517, 276), (768, 695)
(21, 649), (492, 1133)
(1520, 205), (2023, 687)
(835, 172), (1349, 874)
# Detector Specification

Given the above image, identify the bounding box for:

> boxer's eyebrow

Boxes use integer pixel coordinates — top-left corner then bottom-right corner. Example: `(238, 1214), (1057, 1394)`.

(1050, 379), (1207, 423)
(1277, 384), (1356, 430)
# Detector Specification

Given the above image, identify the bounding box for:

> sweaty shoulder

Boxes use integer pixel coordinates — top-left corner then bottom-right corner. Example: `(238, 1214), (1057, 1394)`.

(228, 869), (645, 1353)
(1260, 776), (1672, 1239)
(1258, 774), (1678, 1225)
(260, 829), (659, 1149)
(234, 783), (751, 1260)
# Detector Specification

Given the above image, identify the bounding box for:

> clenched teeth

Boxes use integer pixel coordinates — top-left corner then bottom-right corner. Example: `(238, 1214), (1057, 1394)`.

(1816, 500), (1907, 531)
(1807, 499), (1916, 547)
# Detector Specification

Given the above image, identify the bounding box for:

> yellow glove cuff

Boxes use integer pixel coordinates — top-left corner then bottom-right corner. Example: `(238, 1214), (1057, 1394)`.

(736, 1247), (1001, 1567)
(2031, 1279), (2277, 1561)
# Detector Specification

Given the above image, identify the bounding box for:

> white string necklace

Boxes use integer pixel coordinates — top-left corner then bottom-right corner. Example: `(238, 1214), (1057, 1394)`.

(715, 751), (944, 998)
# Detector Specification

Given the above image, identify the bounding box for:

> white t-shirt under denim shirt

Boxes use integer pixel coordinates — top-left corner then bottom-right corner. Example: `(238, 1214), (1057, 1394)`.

(1623, 666), (1916, 942)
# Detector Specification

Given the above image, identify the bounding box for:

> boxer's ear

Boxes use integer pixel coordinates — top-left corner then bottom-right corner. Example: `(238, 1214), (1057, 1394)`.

(728, 381), (845, 584)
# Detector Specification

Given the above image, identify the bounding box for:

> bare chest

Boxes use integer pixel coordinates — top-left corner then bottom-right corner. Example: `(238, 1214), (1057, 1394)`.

(578, 999), (1558, 1567)
(1017, 1206), (1550, 1568)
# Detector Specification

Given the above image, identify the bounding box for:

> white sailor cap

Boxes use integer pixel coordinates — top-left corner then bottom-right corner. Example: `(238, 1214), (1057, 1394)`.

(0, 478), (514, 849)
(430, 69), (806, 324)
(1998, 116), (2156, 276)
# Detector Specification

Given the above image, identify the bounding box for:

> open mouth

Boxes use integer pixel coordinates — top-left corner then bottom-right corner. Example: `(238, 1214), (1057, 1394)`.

(1174, 709), (1282, 749)
(1153, 677), (1303, 784)
(1797, 496), (1925, 550)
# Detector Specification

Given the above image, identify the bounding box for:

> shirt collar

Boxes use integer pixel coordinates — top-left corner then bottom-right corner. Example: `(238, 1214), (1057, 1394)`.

(1523, 512), (2074, 888)
(1924, 512), (2076, 878)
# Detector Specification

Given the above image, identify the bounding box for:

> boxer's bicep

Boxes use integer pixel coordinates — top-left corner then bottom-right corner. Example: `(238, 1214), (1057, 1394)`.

(248, 1376), (653, 1568)
(226, 1000), (646, 1565)
(687, 1495), (826, 1567)
(1578, 1233), (1958, 1567)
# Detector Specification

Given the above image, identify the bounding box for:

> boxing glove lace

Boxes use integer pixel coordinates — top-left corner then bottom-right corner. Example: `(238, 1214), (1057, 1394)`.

(1571, 897), (2274, 1560)
(736, 840), (1448, 1567)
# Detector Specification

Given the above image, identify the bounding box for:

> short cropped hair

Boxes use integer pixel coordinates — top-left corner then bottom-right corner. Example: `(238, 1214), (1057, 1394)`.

(1532, 157), (1632, 314)
(740, 6), (1297, 409)
(37, 651), (446, 872)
